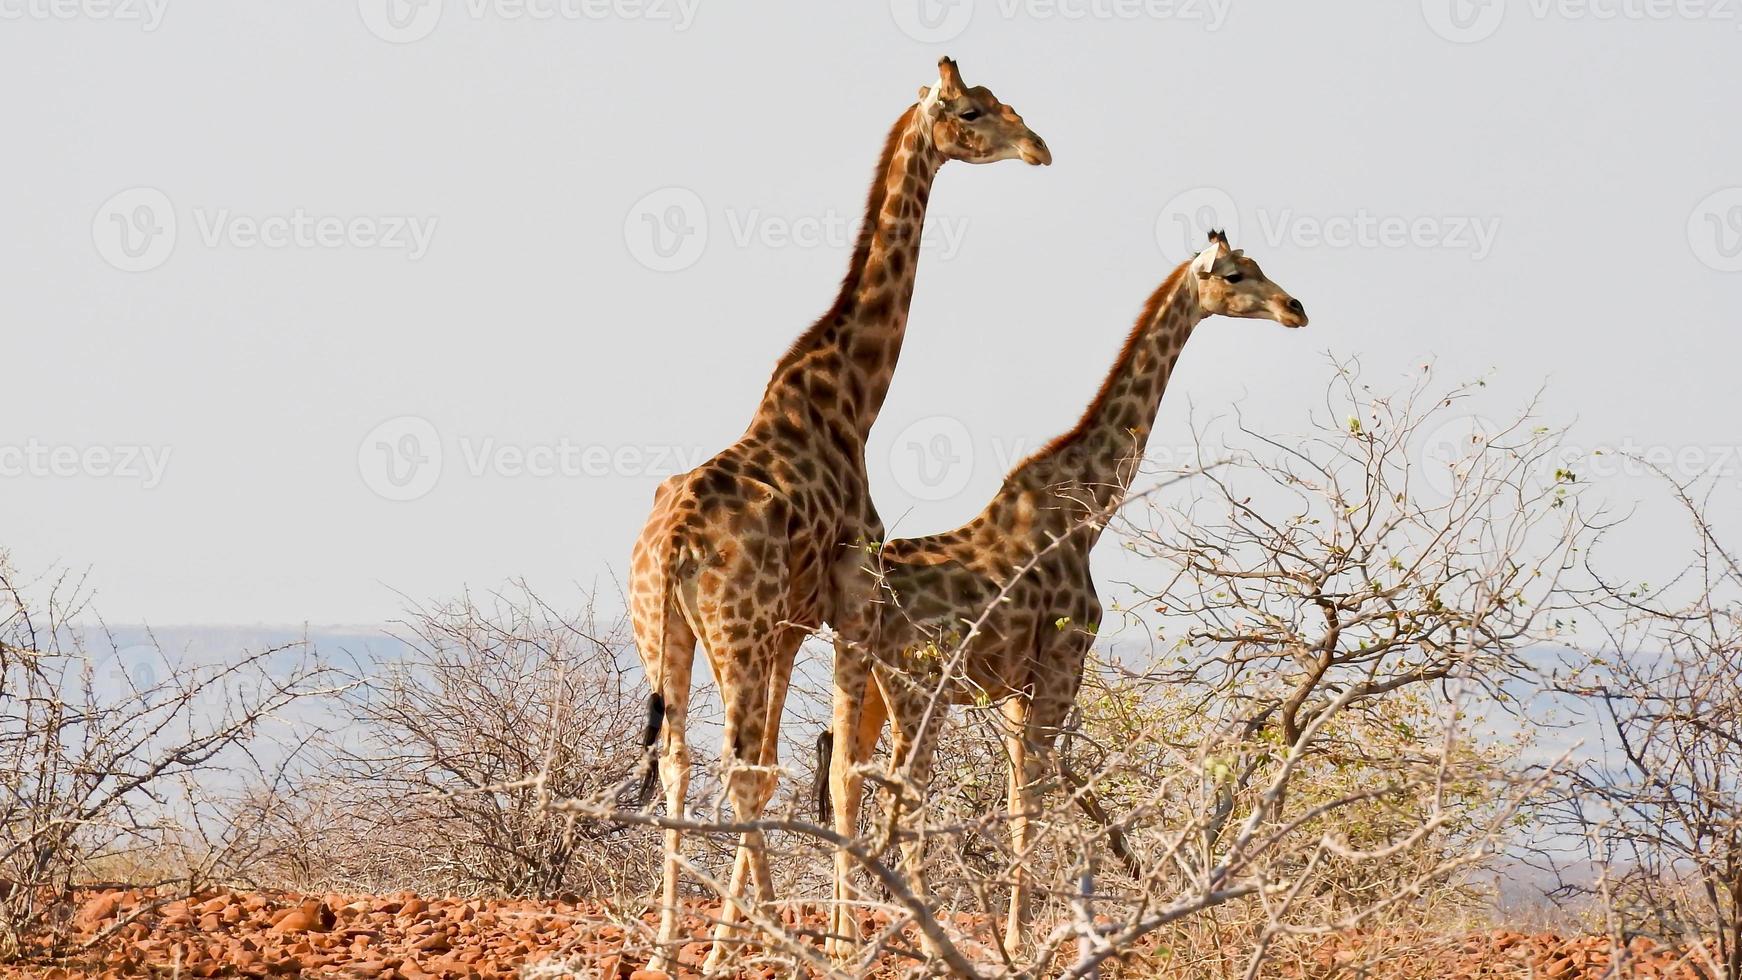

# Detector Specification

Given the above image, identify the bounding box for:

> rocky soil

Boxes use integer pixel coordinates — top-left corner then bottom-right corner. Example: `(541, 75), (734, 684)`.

(0, 888), (1727, 978)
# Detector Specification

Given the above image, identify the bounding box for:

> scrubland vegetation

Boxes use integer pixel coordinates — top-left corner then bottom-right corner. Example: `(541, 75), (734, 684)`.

(4, 368), (1739, 978)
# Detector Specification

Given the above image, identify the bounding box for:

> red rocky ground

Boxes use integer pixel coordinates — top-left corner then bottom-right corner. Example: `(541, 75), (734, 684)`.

(0, 888), (1728, 978)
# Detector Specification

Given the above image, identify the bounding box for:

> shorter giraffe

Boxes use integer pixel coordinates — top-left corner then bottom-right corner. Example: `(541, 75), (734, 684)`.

(823, 231), (1307, 958)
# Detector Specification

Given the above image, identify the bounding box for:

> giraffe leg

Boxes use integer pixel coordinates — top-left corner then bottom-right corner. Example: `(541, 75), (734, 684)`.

(649, 665), (694, 974)
(699, 625), (804, 975)
(1000, 697), (1044, 957)
(882, 671), (942, 895)
(825, 653), (887, 961)
(997, 655), (1081, 960)
(884, 678), (961, 962)
(630, 561), (700, 975)
(1002, 636), (1089, 956)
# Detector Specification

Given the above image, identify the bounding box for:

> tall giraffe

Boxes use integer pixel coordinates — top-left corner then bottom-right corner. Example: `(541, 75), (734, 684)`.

(627, 57), (1050, 973)
(824, 231), (1307, 958)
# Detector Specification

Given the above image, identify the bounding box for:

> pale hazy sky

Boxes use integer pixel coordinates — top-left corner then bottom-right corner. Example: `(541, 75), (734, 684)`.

(3, 0), (1739, 625)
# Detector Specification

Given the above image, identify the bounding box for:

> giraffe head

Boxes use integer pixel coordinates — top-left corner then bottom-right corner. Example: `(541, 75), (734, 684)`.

(1191, 230), (1308, 328)
(918, 57), (1052, 167)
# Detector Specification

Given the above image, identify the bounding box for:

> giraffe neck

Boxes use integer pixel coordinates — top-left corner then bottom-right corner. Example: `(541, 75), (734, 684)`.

(1001, 261), (1204, 537)
(757, 104), (944, 441)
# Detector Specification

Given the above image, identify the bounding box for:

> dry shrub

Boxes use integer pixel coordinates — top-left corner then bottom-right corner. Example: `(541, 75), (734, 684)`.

(1555, 470), (1742, 979)
(0, 554), (336, 960)
(250, 584), (661, 900)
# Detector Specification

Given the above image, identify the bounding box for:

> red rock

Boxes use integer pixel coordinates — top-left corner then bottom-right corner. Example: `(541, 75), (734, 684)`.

(75, 892), (125, 933)
(413, 932), (453, 953)
(271, 910), (321, 933)
(398, 898), (430, 921)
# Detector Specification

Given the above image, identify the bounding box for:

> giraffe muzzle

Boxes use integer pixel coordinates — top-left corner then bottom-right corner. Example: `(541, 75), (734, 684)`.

(1019, 134), (1052, 166)
(1281, 297), (1308, 328)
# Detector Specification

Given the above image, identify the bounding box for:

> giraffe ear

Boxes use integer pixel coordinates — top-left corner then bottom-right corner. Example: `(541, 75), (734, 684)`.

(1192, 246), (1220, 278)
(918, 79), (946, 115)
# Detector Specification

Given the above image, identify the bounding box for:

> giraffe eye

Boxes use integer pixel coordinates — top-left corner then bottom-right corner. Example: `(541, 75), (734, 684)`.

(1224, 273), (1245, 284)
(958, 108), (982, 121)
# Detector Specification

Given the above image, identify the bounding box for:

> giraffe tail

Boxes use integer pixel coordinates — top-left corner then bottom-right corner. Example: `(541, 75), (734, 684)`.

(628, 524), (698, 810)
(814, 729), (834, 824)
(631, 691), (666, 808)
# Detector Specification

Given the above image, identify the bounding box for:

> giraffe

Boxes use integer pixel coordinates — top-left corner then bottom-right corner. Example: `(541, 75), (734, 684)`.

(627, 57), (1050, 974)
(822, 231), (1307, 958)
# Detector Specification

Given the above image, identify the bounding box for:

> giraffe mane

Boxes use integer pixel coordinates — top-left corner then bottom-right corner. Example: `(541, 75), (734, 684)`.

(769, 104), (920, 379)
(1025, 260), (1193, 464)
